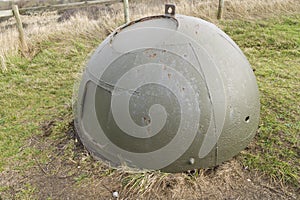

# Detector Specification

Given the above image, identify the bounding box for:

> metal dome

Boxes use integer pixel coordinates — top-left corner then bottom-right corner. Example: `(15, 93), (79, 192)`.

(74, 5), (260, 172)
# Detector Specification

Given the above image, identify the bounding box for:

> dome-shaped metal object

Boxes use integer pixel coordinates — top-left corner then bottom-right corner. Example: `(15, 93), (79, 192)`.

(74, 6), (260, 172)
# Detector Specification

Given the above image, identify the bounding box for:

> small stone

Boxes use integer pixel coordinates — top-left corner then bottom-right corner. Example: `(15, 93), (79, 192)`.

(112, 191), (119, 198)
(247, 178), (251, 182)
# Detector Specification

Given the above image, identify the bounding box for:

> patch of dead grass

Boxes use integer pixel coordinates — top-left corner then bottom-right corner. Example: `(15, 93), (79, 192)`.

(0, 0), (299, 63)
(1, 121), (298, 199)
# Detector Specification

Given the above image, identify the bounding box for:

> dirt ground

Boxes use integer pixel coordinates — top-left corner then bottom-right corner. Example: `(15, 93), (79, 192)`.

(0, 123), (299, 200)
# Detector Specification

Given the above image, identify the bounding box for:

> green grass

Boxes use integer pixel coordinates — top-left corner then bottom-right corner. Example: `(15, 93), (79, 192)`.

(0, 14), (299, 193)
(0, 37), (101, 170)
(221, 15), (300, 185)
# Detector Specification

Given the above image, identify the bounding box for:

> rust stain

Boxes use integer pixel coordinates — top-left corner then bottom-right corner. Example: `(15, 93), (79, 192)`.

(143, 116), (151, 125)
(110, 15), (178, 43)
(149, 53), (157, 58)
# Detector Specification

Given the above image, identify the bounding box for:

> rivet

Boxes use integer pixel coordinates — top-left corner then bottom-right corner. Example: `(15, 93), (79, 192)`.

(189, 158), (195, 165)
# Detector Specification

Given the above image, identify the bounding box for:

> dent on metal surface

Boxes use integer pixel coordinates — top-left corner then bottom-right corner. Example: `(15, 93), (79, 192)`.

(74, 11), (260, 172)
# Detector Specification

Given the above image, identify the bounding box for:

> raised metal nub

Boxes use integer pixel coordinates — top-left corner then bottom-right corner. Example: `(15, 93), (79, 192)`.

(165, 4), (176, 16)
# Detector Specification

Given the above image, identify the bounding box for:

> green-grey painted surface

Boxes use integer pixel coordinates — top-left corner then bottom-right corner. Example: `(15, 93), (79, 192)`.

(74, 13), (260, 172)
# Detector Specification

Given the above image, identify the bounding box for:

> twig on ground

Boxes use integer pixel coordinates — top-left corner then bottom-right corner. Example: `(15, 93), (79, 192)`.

(33, 157), (48, 175)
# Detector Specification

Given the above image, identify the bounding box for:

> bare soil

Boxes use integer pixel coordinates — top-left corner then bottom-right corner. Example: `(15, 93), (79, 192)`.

(0, 122), (298, 200)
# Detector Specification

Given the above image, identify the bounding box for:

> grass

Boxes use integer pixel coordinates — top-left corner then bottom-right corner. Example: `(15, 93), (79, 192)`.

(0, 34), (101, 168)
(0, 36), (99, 199)
(220, 15), (300, 185)
(1, 0), (300, 59)
(0, 1), (299, 198)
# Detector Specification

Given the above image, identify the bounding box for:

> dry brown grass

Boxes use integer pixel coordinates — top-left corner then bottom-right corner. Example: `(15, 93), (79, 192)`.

(1, 125), (297, 199)
(0, 0), (299, 64)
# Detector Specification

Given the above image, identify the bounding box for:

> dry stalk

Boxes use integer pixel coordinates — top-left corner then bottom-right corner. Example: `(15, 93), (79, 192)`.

(0, 53), (7, 72)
